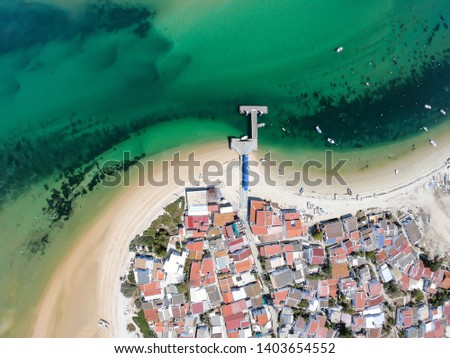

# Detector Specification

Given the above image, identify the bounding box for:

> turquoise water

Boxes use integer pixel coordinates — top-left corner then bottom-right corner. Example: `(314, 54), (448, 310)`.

(0, 0), (449, 202)
(0, 0), (449, 336)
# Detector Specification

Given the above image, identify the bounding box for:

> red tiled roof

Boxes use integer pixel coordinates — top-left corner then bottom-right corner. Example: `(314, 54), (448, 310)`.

(224, 312), (250, 331)
(144, 308), (159, 323)
(331, 262), (350, 279)
(191, 302), (205, 315)
(222, 291), (234, 304)
(235, 257), (253, 273)
(284, 212), (300, 220)
(249, 200), (266, 223)
(219, 275), (233, 293)
(222, 299), (247, 317)
(231, 248), (252, 262)
(185, 215), (209, 230)
(251, 225), (268, 236)
(192, 230), (206, 238)
(354, 290), (365, 311)
(285, 213), (302, 238)
(350, 231), (361, 242)
(259, 244), (282, 257)
(256, 210), (273, 226)
(367, 295), (384, 307)
(310, 247), (325, 265)
(213, 212), (235, 227)
(342, 239), (355, 254)
(273, 288), (289, 306)
(307, 321), (319, 336)
(228, 238), (244, 252)
(186, 240), (204, 260)
(375, 250), (388, 264)
(400, 274), (410, 291)
(190, 259), (215, 287)
(367, 280), (382, 297)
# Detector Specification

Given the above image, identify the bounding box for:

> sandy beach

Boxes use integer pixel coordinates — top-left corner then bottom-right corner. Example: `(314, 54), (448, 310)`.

(32, 131), (450, 337)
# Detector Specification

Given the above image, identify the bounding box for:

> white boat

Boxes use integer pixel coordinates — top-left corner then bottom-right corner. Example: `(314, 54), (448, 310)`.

(422, 126), (429, 132)
(395, 169), (399, 175)
(299, 187), (304, 195)
(282, 127), (286, 132)
(257, 123), (266, 128)
(429, 139), (437, 147)
(440, 109), (447, 115)
(335, 47), (343, 53)
(240, 135), (248, 140)
(98, 319), (109, 329)
(424, 104), (432, 110)
(327, 138), (335, 144)
(315, 125), (322, 134)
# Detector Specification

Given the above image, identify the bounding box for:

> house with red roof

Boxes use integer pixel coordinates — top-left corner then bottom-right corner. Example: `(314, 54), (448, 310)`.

(305, 246), (325, 265)
(228, 237), (245, 253)
(352, 289), (366, 312)
(251, 307), (271, 330)
(231, 247), (252, 262)
(272, 287), (290, 307)
(396, 306), (414, 328)
(140, 281), (163, 301)
(259, 244), (282, 257)
(224, 312), (251, 333)
(234, 256), (254, 274)
(222, 299), (248, 317)
(186, 240), (204, 260)
(189, 258), (216, 288)
(283, 211), (303, 239)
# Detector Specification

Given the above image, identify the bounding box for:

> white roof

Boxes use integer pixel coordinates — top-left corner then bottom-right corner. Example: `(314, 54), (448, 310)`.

(232, 271), (255, 287)
(364, 313), (385, 328)
(232, 287), (247, 301)
(379, 263), (394, 283)
(190, 287), (208, 303)
(308, 298), (320, 312)
(187, 204), (209, 216)
(362, 306), (383, 316)
(163, 251), (187, 274)
(220, 205), (234, 214)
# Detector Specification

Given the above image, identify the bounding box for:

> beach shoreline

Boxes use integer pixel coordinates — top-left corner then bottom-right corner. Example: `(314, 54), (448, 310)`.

(31, 131), (450, 337)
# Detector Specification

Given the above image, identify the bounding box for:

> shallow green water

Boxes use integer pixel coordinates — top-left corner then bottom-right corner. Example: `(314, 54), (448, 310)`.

(0, 0), (449, 336)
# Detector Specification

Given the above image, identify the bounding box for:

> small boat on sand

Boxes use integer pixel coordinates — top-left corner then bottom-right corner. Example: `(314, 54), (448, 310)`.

(429, 139), (438, 147)
(98, 319), (109, 329)
(395, 169), (399, 175)
(347, 188), (352, 196)
(299, 187), (304, 195)
(327, 138), (335, 144)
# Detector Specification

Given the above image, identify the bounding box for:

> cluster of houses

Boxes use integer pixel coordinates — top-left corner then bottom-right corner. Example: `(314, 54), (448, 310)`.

(130, 187), (450, 338)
